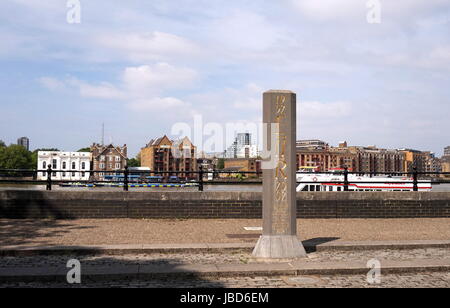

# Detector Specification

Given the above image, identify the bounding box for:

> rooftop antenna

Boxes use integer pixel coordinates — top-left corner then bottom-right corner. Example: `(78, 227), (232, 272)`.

(101, 123), (104, 146)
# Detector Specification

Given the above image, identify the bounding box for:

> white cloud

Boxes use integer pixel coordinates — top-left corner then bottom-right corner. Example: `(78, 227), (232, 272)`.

(209, 10), (281, 51)
(128, 97), (188, 111)
(96, 31), (201, 62)
(123, 63), (198, 96)
(300, 101), (353, 119)
(60, 78), (125, 100)
(230, 83), (264, 110)
(78, 82), (126, 100)
(290, 0), (366, 21)
(38, 77), (66, 91)
(39, 62), (196, 112)
(289, 0), (450, 22)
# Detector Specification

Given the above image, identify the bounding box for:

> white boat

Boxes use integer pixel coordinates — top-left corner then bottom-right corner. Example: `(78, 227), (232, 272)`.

(296, 168), (432, 192)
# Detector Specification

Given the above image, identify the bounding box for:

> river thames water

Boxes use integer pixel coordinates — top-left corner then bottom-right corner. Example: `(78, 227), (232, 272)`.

(1, 184), (450, 192)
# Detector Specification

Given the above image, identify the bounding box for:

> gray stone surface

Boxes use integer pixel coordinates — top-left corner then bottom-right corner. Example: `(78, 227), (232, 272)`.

(2, 240), (450, 256)
(253, 90), (306, 259)
(1, 248), (449, 286)
(1, 272), (449, 288)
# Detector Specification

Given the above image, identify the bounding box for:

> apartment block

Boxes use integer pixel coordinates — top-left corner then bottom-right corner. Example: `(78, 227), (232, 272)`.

(17, 137), (30, 151)
(140, 136), (198, 179)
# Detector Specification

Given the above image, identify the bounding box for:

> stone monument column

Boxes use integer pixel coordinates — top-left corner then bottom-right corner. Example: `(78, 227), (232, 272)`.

(252, 90), (307, 259)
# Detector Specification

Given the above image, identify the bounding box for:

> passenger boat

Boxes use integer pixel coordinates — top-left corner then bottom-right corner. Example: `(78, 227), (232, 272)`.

(296, 168), (432, 192)
(59, 182), (198, 188)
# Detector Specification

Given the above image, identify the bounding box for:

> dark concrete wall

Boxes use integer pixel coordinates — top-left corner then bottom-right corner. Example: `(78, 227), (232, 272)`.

(0, 190), (449, 219)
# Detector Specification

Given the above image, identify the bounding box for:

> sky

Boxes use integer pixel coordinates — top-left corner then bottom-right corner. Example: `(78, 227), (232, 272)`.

(0, 0), (449, 158)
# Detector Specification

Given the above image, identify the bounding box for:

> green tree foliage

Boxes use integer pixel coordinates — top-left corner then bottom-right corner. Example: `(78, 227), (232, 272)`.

(127, 152), (141, 167)
(0, 145), (33, 169)
(77, 147), (91, 152)
(217, 158), (225, 170)
(0, 140), (5, 148)
(127, 158), (141, 167)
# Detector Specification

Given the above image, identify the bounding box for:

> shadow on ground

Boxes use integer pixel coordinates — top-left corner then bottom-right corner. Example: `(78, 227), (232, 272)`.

(0, 253), (227, 288)
(0, 190), (97, 247)
(0, 220), (95, 247)
(303, 237), (340, 252)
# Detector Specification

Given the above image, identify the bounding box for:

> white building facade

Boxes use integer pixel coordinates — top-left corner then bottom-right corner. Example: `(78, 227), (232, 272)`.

(225, 133), (259, 158)
(37, 151), (92, 181)
(236, 145), (259, 159)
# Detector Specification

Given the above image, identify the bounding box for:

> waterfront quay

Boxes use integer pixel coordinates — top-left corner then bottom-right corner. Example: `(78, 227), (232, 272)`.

(1, 182), (450, 288)
(1, 214), (450, 288)
(1, 188), (448, 288)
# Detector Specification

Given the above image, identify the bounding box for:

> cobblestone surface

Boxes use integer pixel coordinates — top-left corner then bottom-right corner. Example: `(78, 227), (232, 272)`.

(2, 218), (450, 247)
(1, 248), (449, 268)
(1, 272), (449, 288)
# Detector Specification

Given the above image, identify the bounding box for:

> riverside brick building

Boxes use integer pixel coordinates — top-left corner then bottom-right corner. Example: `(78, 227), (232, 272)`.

(296, 140), (357, 172)
(445, 146), (450, 157)
(91, 143), (128, 180)
(296, 140), (404, 173)
(140, 136), (198, 179)
(350, 147), (404, 174)
(399, 149), (428, 173)
(221, 158), (261, 178)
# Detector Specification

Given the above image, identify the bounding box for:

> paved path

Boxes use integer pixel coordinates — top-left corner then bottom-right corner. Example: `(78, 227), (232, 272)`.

(1, 248), (450, 268)
(1, 272), (449, 288)
(1, 218), (450, 247)
(1, 247), (449, 288)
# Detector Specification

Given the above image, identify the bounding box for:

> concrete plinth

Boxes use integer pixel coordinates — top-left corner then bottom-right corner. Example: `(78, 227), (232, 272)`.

(253, 235), (306, 259)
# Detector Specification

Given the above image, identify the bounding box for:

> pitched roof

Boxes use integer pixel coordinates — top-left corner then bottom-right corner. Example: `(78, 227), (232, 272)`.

(146, 135), (173, 147)
(93, 144), (127, 159)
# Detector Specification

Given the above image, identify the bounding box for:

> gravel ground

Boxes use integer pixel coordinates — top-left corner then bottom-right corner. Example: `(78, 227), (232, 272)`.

(1, 248), (449, 268)
(1, 272), (449, 288)
(1, 218), (450, 247)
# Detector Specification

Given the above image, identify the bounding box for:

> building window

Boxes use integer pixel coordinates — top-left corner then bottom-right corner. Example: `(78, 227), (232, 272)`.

(62, 162), (67, 169)
(72, 162), (76, 170)
(52, 159), (57, 169)
(100, 155), (105, 161)
(81, 162), (86, 170)
(116, 156), (120, 162)
(100, 163), (105, 169)
(43, 161), (47, 169)
(115, 163), (121, 169)
(72, 172), (76, 177)
(62, 172), (66, 177)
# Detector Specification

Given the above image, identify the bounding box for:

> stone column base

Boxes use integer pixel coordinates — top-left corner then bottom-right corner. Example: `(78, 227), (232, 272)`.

(252, 235), (307, 259)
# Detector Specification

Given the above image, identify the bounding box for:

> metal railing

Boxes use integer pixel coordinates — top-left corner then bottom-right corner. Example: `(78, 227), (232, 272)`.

(0, 166), (449, 192)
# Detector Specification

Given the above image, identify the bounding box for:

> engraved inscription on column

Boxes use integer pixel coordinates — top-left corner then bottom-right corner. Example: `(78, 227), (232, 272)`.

(272, 95), (289, 235)
(253, 89), (306, 259)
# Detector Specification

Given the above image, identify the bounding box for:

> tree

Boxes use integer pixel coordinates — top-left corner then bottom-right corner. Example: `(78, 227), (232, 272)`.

(127, 158), (140, 167)
(77, 147), (91, 152)
(127, 153), (141, 167)
(217, 158), (225, 170)
(0, 140), (5, 148)
(0, 145), (33, 169)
